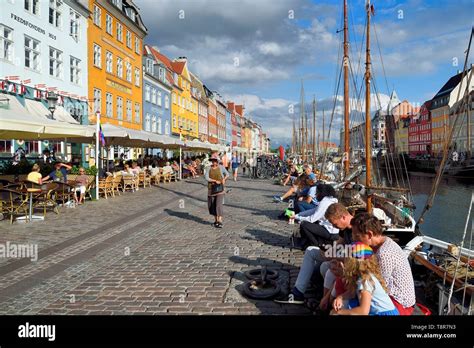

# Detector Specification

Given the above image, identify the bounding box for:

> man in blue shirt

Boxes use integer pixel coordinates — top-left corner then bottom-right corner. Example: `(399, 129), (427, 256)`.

(42, 162), (72, 183)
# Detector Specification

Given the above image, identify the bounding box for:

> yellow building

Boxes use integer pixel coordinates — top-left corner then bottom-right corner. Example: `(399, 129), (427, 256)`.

(170, 58), (199, 139)
(87, 0), (147, 134)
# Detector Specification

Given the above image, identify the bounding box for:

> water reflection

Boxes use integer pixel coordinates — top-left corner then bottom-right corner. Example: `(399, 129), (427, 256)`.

(409, 173), (473, 244)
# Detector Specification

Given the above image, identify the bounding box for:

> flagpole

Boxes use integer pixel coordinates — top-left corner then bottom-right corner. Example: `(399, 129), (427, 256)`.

(95, 111), (100, 200)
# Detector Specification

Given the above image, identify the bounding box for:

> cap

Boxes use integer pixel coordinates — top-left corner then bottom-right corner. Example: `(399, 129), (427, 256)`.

(351, 242), (373, 259)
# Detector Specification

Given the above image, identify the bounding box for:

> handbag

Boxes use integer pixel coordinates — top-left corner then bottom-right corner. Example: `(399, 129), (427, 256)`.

(211, 183), (224, 195)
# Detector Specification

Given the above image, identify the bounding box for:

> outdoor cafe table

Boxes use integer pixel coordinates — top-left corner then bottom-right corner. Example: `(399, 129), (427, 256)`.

(16, 188), (44, 223)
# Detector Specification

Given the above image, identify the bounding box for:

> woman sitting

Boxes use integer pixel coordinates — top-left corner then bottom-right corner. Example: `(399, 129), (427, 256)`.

(27, 163), (43, 185)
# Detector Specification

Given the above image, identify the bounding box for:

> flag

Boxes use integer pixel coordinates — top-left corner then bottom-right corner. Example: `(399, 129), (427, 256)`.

(370, 4), (375, 16)
(99, 124), (106, 147)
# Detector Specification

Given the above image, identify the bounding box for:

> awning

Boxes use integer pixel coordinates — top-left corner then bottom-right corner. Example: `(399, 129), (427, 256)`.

(53, 105), (79, 124)
(185, 139), (213, 151)
(0, 94), (94, 140)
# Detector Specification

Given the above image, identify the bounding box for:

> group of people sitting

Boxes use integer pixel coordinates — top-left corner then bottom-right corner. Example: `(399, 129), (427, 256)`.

(273, 166), (416, 316)
(26, 161), (89, 205)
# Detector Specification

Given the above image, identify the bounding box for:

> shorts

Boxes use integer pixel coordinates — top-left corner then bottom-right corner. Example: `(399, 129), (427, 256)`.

(75, 185), (86, 194)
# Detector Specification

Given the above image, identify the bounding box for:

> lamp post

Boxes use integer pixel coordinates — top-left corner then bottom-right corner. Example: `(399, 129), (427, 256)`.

(46, 91), (58, 119)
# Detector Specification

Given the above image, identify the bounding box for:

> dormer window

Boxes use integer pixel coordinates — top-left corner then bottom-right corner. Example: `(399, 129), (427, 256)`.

(111, 0), (122, 9)
(145, 58), (153, 74)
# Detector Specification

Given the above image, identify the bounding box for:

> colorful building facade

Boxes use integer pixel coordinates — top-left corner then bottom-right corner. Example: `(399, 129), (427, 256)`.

(142, 45), (172, 136)
(409, 101), (432, 157)
(0, 0), (90, 164)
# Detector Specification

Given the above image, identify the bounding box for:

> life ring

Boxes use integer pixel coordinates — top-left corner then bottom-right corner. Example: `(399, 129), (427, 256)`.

(17, 140), (25, 146)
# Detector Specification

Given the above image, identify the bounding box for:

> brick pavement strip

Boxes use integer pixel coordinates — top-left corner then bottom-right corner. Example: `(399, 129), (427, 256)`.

(0, 177), (310, 315)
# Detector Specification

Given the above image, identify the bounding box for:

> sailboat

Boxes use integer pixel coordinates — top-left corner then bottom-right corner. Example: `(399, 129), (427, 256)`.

(327, 1), (473, 314)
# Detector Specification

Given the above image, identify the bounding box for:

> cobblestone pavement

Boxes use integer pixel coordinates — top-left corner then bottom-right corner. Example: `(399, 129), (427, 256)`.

(0, 174), (313, 315)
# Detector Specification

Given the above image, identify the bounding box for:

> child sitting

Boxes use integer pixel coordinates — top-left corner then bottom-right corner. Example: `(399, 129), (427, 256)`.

(330, 242), (399, 316)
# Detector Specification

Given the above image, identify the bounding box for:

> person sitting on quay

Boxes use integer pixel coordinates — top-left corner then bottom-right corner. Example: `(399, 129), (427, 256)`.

(294, 184), (339, 249)
(74, 167), (89, 205)
(349, 213), (416, 315)
(171, 161), (180, 174)
(273, 164), (315, 203)
(149, 161), (161, 178)
(42, 161), (72, 183)
(27, 163), (43, 185)
(294, 177), (318, 214)
(330, 242), (399, 316)
(281, 162), (298, 186)
(275, 203), (353, 306)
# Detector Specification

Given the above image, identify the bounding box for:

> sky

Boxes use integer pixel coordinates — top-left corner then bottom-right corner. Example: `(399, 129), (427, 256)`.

(134, 0), (473, 147)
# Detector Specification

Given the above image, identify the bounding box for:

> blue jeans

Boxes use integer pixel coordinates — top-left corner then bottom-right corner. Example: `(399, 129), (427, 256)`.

(295, 201), (317, 214)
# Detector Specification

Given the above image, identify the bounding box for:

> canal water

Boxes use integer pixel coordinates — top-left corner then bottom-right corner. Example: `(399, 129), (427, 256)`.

(408, 173), (473, 244)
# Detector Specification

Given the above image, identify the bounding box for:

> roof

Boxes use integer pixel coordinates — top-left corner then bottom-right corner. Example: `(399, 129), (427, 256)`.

(432, 69), (467, 100)
(190, 72), (207, 103)
(171, 61), (186, 75)
(146, 45), (179, 88)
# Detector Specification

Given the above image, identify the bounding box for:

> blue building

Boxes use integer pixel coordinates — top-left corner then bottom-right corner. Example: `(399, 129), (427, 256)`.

(142, 45), (172, 141)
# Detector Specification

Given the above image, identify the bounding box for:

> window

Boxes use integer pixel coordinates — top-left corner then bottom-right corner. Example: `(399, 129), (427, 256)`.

(126, 30), (131, 48)
(126, 100), (132, 121)
(70, 9), (80, 41)
(106, 93), (113, 118)
(105, 14), (113, 34)
(70, 56), (81, 84)
(157, 91), (162, 107)
(93, 44), (101, 68)
(0, 140), (12, 153)
(151, 88), (156, 104)
(151, 116), (157, 132)
(116, 57), (123, 78)
(116, 22), (122, 42)
(173, 115), (177, 127)
(0, 25), (13, 62)
(24, 35), (40, 71)
(49, 47), (63, 78)
(135, 37), (140, 54)
(145, 85), (150, 102)
(25, 0), (40, 15)
(134, 67), (140, 86)
(93, 5), (101, 27)
(157, 117), (162, 134)
(145, 59), (153, 74)
(178, 96), (181, 106)
(111, 0), (122, 9)
(165, 95), (169, 109)
(172, 93), (176, 104)
(49, 0), (62, 28)
(117, 97), (123, 120)
(93, 88), (101, 113)
(126, 62), (131, 82)
(158, 67), (164, 81)
(165, 120), (170, 134)
(145, 113), (151, 131)
(134, 103), (140, 123)
(106, 51), (113, 73)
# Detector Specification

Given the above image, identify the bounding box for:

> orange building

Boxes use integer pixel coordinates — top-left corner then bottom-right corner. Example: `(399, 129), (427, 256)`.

(87, 0), (147, 135)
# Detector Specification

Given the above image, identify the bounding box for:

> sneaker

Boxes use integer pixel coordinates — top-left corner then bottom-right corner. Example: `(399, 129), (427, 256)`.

(215, 222), (223, 228)
(273, 195), (283, 203)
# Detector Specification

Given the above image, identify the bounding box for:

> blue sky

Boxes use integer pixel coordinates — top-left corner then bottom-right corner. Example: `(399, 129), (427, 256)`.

(135, 0), (473, 146)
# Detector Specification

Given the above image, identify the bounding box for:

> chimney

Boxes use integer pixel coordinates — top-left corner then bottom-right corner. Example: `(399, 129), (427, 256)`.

(176, 56), (187, 61)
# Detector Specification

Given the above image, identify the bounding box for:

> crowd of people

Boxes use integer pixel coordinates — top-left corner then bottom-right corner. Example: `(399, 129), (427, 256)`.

(270, 159), (416, 316)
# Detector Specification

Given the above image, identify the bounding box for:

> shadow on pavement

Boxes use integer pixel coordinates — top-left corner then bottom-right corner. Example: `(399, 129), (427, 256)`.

(163, 208), (211, 225)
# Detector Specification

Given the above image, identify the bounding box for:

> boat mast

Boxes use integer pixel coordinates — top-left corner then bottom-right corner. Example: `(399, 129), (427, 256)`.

(343, 0), (350, 177)
(312, 95), (317, 167)
(365, 1), (373, 213)
(300, 80), (305, 161)
(322, 108), (326, 156)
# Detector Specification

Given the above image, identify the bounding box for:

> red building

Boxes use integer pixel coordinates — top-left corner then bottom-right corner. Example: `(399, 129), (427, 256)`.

(409, 101), (432, 158)
(227, 102), (238, 147)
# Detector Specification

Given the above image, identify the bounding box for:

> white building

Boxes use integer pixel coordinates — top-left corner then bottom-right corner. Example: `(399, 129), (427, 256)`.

(0, 0), (89, 163)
